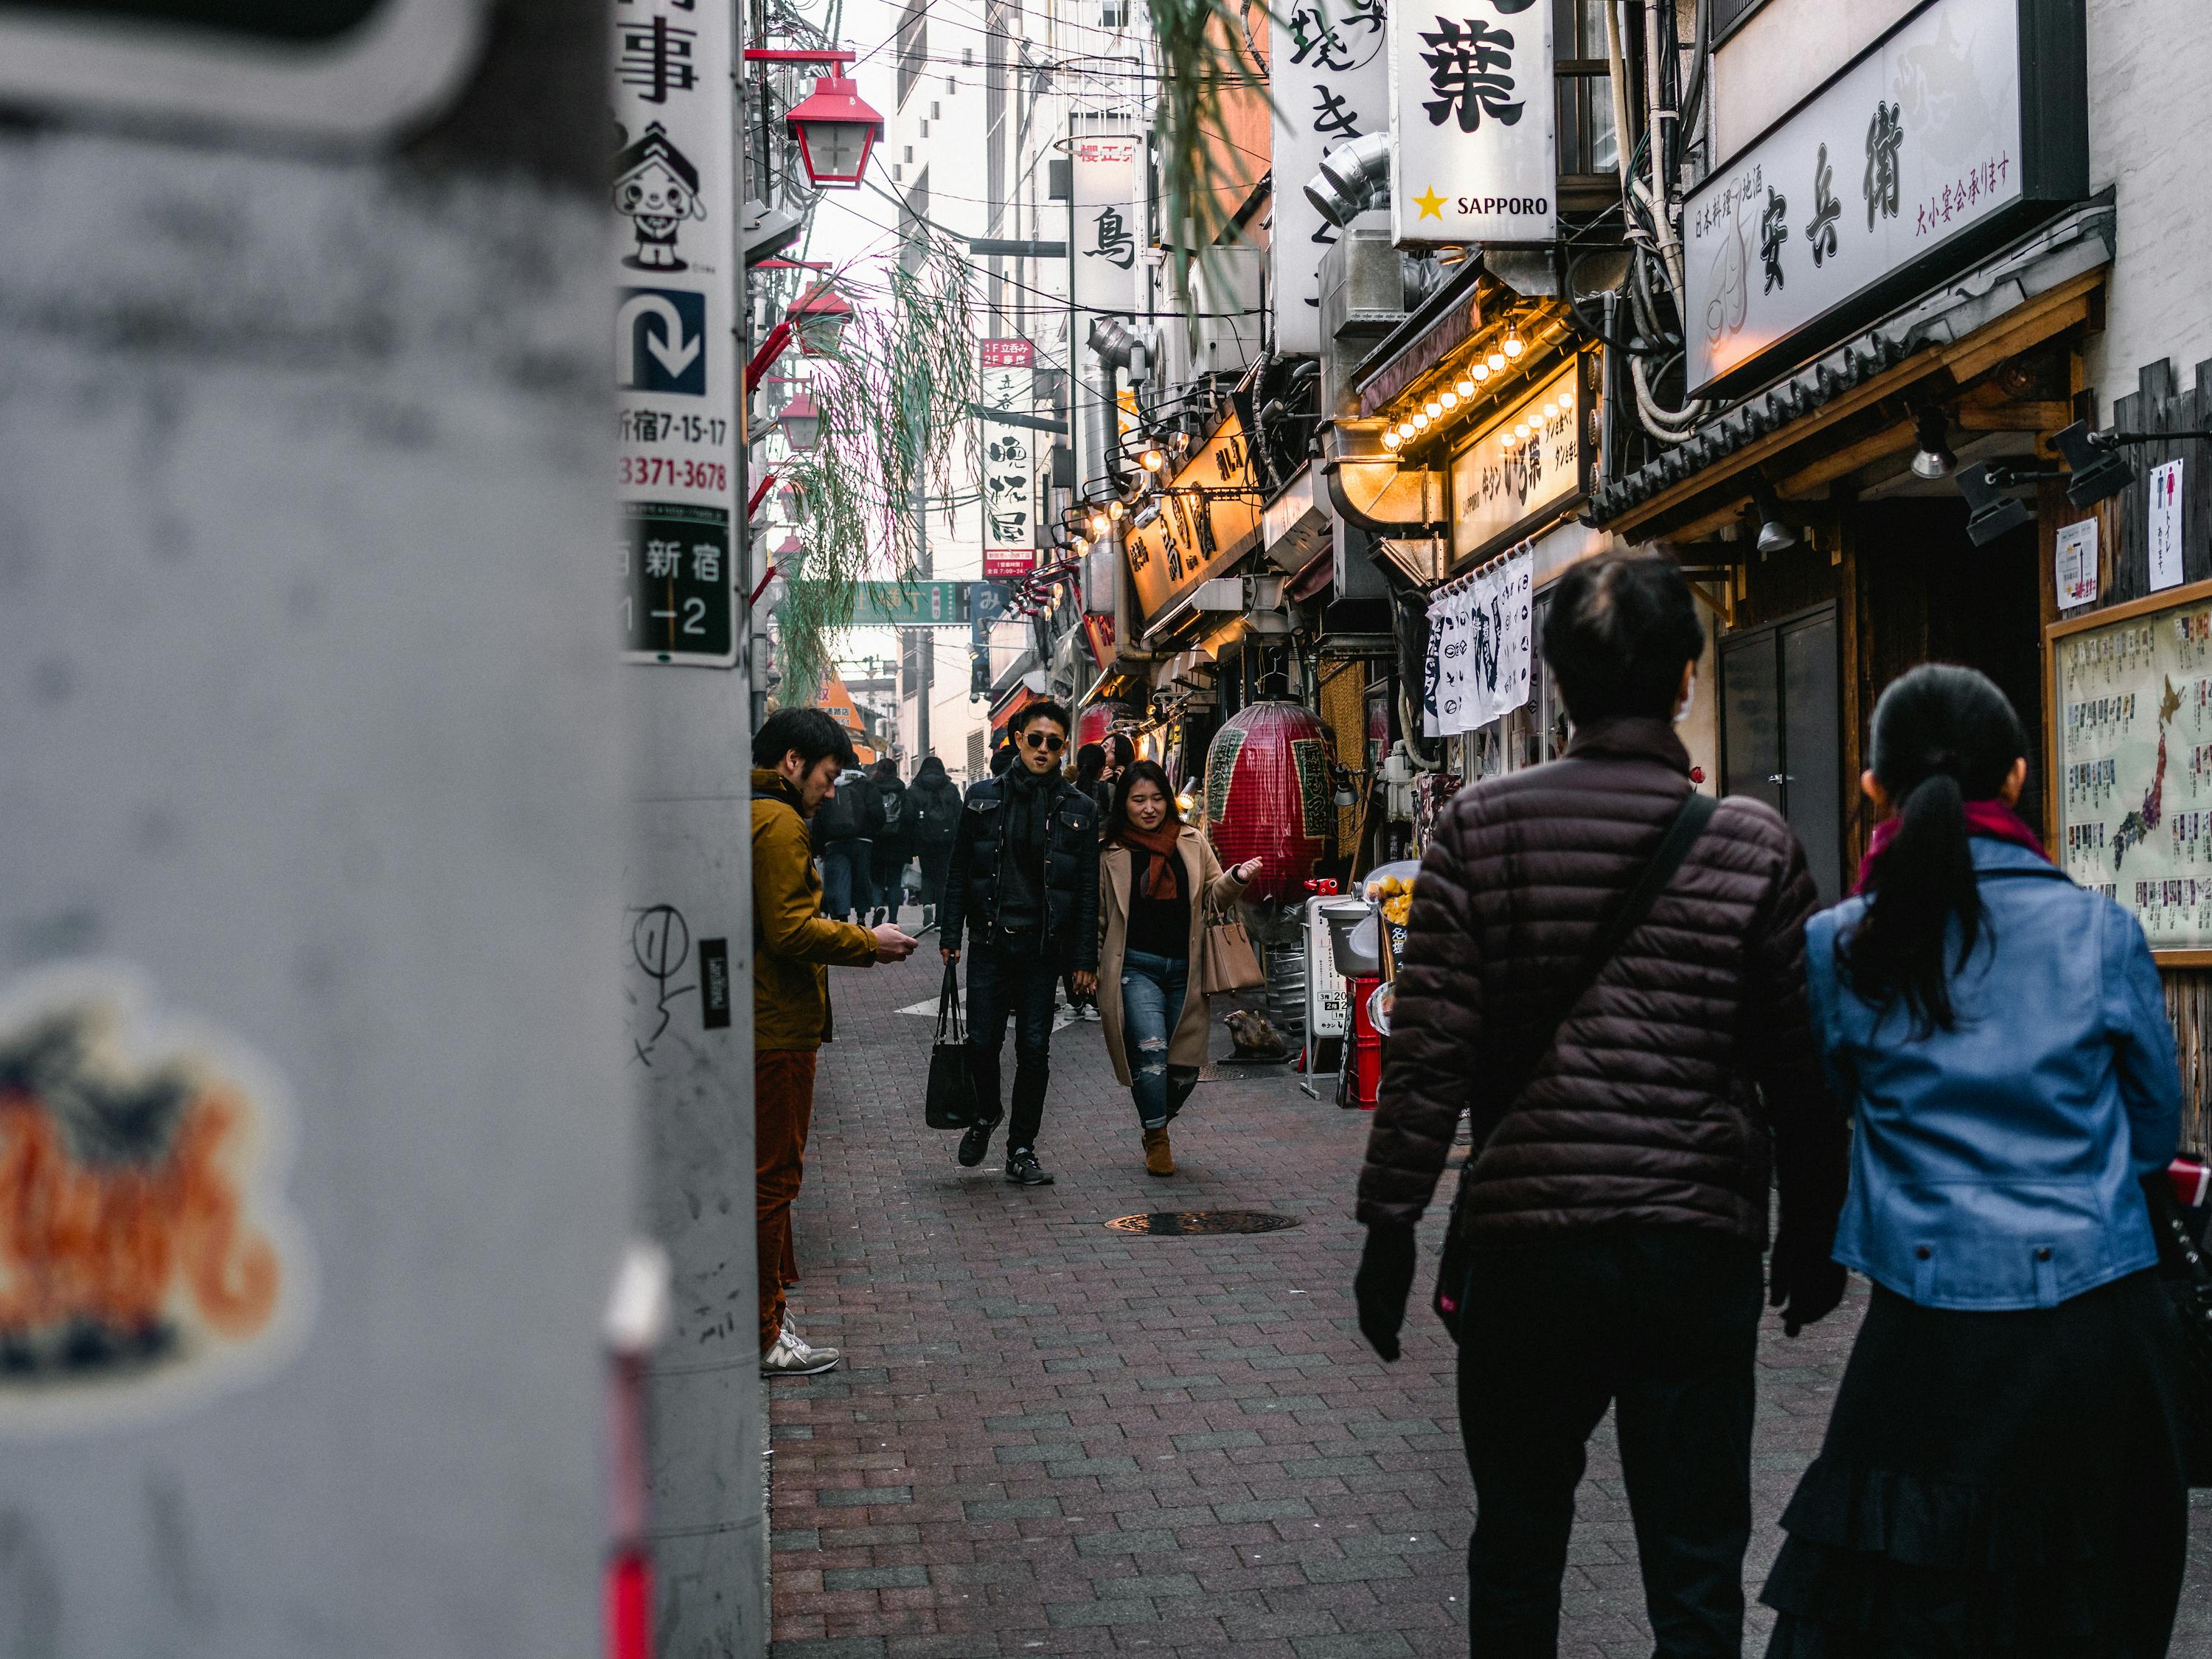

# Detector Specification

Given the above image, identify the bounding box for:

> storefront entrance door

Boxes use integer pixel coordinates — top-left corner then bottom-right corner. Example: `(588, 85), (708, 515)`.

(1721, 605), (1843, 905)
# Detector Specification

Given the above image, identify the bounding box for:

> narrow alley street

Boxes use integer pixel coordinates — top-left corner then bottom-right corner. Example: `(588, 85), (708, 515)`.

(766, 951), (2212, 1658)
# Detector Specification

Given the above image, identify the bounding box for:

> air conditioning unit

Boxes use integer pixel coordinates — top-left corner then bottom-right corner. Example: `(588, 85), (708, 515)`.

(1194, 246), (1265, 377)
(1318, 211), (1406, 415)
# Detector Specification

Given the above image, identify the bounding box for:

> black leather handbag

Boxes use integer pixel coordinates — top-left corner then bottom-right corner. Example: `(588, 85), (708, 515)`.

(1433, 790), (1717, 1340)
(925, 961), (978, 1130)
(2145, 1166), (2212, 1486)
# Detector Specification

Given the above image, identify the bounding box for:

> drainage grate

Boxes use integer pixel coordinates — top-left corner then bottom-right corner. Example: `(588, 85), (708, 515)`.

(1104, 1210), (1303, 1236)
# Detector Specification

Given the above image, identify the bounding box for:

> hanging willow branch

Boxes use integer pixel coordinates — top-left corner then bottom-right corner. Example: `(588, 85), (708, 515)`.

(1150, 0), (1274, 313)
(772, 234), (977, 705)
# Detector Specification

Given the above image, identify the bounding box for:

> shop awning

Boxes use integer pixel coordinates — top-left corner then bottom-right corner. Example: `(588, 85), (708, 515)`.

(1590, 201), (2115, 542)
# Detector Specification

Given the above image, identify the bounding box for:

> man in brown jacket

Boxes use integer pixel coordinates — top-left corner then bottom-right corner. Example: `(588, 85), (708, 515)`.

(1353, 554), (1849, 1658)
(752, 709), (915, 1377)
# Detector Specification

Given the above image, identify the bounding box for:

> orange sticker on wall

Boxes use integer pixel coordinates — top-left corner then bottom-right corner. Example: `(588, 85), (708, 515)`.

(0, 968), (313, 1435)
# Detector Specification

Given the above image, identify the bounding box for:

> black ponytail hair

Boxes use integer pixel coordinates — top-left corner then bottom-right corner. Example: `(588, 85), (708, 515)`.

(1842, 664), (2029, 1034)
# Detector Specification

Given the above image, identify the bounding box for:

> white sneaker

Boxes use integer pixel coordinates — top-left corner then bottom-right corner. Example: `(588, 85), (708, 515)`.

(760, 1325), (841, 1377)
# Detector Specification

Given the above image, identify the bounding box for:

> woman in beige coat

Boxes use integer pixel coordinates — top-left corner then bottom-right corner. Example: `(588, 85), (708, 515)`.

(1096, 761), (1257, 1175)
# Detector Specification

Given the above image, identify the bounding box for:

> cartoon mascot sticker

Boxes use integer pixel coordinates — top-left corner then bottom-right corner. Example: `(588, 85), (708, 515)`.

(613, 120), (707, 272)
(0, 967), (313, 1436)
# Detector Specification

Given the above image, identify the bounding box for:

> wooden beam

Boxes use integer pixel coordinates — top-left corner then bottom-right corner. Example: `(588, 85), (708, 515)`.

(1606, 266), (2107, 541)
(1778, 418), (1916, 498)
(1954, 400), (2073, 431)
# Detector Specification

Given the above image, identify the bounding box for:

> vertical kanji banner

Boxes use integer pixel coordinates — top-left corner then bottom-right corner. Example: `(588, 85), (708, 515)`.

(980, 339), (1038, 578)
(613, 0), (739, 664)
(1270, 0), (1390, 356)
(1388, 0), (1556, 247)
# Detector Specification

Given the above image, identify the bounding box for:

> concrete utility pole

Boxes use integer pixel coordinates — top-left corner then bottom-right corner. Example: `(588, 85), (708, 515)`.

(613, 0), (771, 1652)
(0, 4), (629, 1655)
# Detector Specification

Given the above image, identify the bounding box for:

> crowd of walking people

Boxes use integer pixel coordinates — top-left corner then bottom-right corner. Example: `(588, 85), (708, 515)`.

(747, 550), (2205, 1655)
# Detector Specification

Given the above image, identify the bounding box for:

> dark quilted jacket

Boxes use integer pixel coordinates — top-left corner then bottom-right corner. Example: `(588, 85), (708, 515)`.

(1357, 716), (1848, 1251)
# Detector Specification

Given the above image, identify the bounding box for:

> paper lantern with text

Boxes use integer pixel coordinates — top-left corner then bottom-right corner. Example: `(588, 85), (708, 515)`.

(1077, 703), (1124, 751)
(1204, 700), (1332, 903)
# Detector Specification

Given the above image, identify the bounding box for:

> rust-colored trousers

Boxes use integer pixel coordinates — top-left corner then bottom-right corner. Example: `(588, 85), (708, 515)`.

(756, 1048), (818, 1353)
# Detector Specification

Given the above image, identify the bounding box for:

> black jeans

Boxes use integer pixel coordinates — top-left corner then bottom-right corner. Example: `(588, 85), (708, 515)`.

(1455, 1228), (1764, 1659)
(964, 934), (1057, 1153)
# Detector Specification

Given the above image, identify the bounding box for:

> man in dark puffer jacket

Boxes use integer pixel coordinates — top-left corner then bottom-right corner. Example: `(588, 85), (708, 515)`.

(1354, 552), (1849, 1659)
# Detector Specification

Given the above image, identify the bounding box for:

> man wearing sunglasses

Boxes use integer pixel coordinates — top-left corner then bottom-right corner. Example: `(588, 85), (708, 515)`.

(939, 700), (1099, 1185)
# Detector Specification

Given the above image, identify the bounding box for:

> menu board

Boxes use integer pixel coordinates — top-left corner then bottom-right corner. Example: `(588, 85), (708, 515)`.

(2050, 578), (2212, 960)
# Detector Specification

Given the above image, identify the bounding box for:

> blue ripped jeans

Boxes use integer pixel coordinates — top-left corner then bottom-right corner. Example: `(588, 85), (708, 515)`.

(1120, 949), (1200, 1130)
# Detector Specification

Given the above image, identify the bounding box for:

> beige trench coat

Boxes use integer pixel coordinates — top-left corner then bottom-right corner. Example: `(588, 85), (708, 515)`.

(1097, 827), (1246, 1087)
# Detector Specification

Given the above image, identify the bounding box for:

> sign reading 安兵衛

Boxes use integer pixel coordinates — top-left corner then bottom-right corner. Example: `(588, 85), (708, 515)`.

(979, 340), (1039, 578)
(1270, 0), (1391, 357)
(1681, 0), (2087, 399)
(0, 0), (485, 139)
(1387, 0), (1556, 248)
(613, 0), (738, 665)
(1447, 358), (1587, 566)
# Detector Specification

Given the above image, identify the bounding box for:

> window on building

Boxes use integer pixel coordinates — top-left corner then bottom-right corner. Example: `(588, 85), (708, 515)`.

(1554, 0), (1618, 178)
(1711, 0), (1769, 44)
(896, 0), (928, 108)
(900, 168), (931, 276)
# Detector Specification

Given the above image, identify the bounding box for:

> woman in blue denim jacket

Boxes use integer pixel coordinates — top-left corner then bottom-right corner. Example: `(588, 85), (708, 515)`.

(1762, 665), (2192, 1658)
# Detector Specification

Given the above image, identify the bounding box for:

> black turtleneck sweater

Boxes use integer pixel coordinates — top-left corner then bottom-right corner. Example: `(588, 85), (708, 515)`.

(994, 765), (1054, 937)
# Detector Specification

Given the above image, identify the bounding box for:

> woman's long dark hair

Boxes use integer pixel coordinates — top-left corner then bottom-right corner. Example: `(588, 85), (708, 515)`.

(1075, 742), (1107, 787)
(1843, 664), (2028, 1034)
(1105, 759), (1182, 843)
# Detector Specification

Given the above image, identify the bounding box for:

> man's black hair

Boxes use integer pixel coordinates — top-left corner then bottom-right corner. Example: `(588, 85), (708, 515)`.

(1009, 698), (1073, 735)
(1540, 553), (1705, 723)
(754, 707), (856, 773)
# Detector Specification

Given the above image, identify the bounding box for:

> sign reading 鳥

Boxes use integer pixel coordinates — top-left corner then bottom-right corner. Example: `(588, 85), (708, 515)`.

(1388, 0), (1556, 247)
(1680, 0), (2087, 397)
(979, 339), (1038, 577)
(1070, 129), (1143, 318)
(613, 0), (738, 664)
(1270, 0), (1391, 355)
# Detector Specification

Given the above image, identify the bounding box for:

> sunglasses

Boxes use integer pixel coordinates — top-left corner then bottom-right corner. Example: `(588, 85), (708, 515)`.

(1022, 730), (1067, 752)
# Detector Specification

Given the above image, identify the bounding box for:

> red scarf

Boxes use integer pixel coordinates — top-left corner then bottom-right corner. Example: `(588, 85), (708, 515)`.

(1119, 823), (1186, 900)
(1852, 799), (2048, 895)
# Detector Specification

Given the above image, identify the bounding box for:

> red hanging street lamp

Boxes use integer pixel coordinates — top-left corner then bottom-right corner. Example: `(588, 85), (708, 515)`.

(779, 391), (821, 451)
(787, 282), (855, 355)
(782, 74), (885, 189)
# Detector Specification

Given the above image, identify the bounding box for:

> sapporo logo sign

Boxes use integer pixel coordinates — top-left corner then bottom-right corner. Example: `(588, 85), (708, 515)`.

(0, 0), (486, 142)
(0, 967), (314, 1436)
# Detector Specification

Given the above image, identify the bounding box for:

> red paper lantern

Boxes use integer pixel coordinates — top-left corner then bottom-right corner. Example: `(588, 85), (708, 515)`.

(1077, 703), (1119, 750)
(1203, 700), (1333, 903)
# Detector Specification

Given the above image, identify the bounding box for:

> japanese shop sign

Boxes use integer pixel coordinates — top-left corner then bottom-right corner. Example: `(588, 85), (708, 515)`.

(0, 0), (484, 140)
(1387, 0), (1557, 247)
(1422, 547), (1533, 737)
(1447, 358), (1586, 564)
(1070, 130), (1143, 318)
(1681, 0), (2082, 397)
(613, 0), (738, 664)
(1123, 414), (1265, 629)
(1270, 0), (1391, 356)
(979, 339), (1039, 577)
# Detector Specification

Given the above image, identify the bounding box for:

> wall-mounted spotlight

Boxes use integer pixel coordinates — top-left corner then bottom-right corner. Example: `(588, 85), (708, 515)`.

(1910, 406), (1956, 481)
(1749, 480), (1799, 554)
(1955, 461), (2040, 546)
(2052, 420), (2140, 509)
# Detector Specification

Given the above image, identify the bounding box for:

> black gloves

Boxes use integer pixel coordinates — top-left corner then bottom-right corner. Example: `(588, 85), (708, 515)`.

(1769, 1228), (1848, 1337)
(1354, 1222), (1419, 1362)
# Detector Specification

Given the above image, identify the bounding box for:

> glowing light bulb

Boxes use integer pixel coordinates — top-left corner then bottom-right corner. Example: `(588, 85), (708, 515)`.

(1411, 410), (1431, 431)
(1088, 512), (1109, 538)
(1557, 386), (1575, 410)
(1486, 349), (1506, 373)
(1424, 400), (1442, 420)
(1540, 401), (1557, 420)
(1438, 389), (1460, 411)
(1499, 431), (1517, 450)
(1513, 421), (1531, 440)
(1503, 329), (1525, 359)
(1396, 420), (1418, 440)
(1141, 446), (1166, 471)
(1472, 361), (1492, 382)
(1455, 378), (1476, 399)
(1382, 429), (1402, 451)
(1108, 499), (1126, 521)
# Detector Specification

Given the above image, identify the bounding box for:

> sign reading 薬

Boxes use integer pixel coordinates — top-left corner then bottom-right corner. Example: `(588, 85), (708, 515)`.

(1388, 0), (1557, 247)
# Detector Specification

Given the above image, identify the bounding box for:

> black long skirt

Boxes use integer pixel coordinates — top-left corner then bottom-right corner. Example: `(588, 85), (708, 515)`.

(1761, 1270), (2192, 1658)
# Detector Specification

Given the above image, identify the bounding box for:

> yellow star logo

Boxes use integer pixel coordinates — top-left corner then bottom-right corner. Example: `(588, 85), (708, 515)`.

(1413, 186), (1447, 220)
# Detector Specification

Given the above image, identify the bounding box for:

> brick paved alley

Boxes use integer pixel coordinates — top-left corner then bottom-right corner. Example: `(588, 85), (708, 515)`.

(768, 947), (2212, 1659)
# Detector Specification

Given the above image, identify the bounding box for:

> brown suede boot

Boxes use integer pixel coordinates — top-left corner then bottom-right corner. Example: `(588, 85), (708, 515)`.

(1142, 1127), (1175, 1176)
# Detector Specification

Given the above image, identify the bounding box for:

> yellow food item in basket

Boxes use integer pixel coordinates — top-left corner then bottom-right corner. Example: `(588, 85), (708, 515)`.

(1382, 894), (1413, 925)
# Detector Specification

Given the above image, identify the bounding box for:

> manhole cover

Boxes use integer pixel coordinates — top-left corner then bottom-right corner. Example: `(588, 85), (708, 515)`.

(1103, 1210), (1303, 1236)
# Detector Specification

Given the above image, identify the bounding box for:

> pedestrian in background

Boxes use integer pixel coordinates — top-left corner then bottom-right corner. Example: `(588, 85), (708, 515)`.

(1353, 552), (1850, 1657)
(811, 760), (883, 922)
(1761, 664), (2189, 1658)
(907, 754), (962, 933)
(751, 710), (917, 1377)
(939, 700), (1099, 1186)
(1095, 759), (1258, 1175)
(868, 756), (911, 926)
(1075, 742), (1113, 818)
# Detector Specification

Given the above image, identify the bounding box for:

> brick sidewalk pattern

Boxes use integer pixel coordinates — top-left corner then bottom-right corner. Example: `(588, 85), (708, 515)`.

(767, 945), (2212, 1658)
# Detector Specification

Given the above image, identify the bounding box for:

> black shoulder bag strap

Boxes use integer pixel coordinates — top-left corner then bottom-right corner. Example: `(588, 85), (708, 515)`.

(1433, 787), (1719, 1338)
